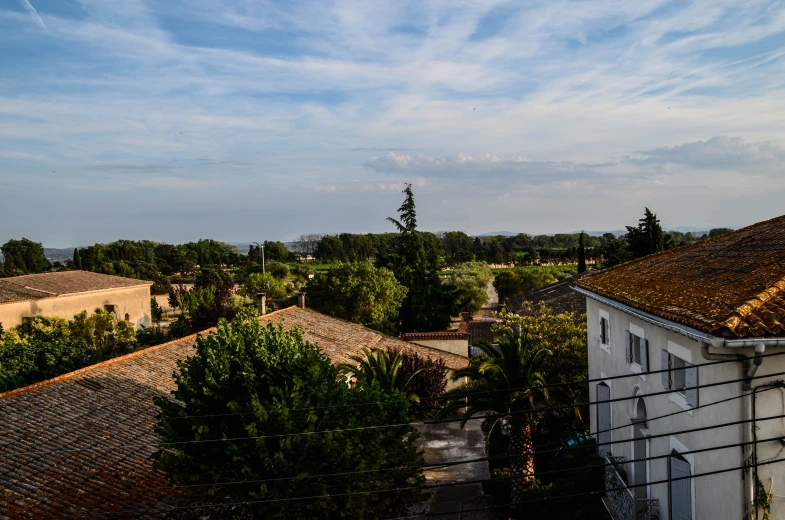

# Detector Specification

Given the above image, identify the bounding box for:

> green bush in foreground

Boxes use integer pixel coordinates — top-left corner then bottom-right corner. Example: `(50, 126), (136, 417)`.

(153, 309), (427, 519)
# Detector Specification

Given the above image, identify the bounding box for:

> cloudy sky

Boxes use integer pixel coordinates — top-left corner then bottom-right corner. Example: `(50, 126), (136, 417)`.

(2, 0), (785, 247)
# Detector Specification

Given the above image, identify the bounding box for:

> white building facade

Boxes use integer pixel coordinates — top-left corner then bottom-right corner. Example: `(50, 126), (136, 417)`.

(575, 215), (785, 520)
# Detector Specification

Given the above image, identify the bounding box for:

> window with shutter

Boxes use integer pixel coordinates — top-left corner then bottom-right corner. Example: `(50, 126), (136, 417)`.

(685, 363), (699, 408)
(626, 331), (632, 363)
(669, 451), (693, 520)
(596, 383), (611, 456)
(661, 350), (672, 389)
(640, 339), (649, 372)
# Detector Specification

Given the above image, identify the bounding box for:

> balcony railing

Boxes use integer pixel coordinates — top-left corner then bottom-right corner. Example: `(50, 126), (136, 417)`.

(604, 456), (660, 520)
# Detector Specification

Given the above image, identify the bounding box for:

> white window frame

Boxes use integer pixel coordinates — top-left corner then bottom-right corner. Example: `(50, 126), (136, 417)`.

(667, 341), (694, 414)
(629, 323), (646, 380)
(599, 309), (611, 354)
(670, 436), (696, 520)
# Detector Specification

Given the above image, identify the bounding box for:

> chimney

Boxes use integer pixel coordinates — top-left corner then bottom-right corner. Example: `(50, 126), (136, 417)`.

(257, 293), (267, 316)
(297, 292), (306, 309)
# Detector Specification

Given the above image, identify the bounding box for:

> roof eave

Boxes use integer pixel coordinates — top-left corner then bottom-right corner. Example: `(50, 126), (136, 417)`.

(574, 286), (785, 348)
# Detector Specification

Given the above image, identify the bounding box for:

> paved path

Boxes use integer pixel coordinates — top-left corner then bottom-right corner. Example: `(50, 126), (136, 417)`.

(474, 280), (499, 321)
(416, 419), (490, 519)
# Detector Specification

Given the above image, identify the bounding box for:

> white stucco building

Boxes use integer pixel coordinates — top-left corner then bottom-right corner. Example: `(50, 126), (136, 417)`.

(575, 214), (785, 520)
(0, 271), (153, 329)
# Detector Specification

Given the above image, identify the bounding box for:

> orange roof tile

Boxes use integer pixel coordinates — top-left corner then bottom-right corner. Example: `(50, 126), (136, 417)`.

(576, 214), (785, 338)
(1, 271), (151, 302)
(0, 307), (467, 517)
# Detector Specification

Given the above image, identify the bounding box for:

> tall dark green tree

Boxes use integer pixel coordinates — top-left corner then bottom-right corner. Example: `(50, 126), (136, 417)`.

(625, 207), (668, 258)
(73, 248), (82, 270)
(577, 232), (586, 273)
(380, 184), (456, 332)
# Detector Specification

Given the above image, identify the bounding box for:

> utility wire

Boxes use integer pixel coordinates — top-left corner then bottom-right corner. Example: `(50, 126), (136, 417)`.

(162, 348), (785, 420)
(26, 409), (785, 508)
(384, 455), (785, 519)
(12, 368), (785, 456)
(80, 446), (785, 517)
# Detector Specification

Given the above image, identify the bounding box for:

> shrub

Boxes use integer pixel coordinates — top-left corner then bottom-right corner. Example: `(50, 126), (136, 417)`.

(385, 347), (447, 417)
(153, 309), (427, 518)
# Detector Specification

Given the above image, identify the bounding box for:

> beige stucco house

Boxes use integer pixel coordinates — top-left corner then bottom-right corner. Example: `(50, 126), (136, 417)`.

(0, 271), (153, 330)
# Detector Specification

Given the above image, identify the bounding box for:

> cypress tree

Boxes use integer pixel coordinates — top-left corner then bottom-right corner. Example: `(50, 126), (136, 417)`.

(73, 248), (82, 270)
(577, 232), (587, 273)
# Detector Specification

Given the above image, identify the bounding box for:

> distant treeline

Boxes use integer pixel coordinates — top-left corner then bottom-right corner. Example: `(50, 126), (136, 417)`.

(306, 228), (730, 266)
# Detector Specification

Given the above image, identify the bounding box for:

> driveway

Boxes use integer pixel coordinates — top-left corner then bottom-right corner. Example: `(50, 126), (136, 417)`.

(416, 418), (491, 519)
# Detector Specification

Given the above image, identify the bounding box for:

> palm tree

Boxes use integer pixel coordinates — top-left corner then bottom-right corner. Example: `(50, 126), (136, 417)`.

(439, 330), (551, 503)
(339, 348), (427, 403)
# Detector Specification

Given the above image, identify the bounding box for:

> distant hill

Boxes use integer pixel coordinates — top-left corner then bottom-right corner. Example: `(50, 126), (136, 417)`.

(475, 231), (518, 237)
(44, 248), (76, 262)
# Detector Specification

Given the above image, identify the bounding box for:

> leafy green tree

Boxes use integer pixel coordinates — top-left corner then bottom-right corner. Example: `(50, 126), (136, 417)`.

(153, 309), (427, 518)
(440, 330), (551, 504)
(599, 233), (632, 268)
(577, 232), (586, 273)
(492, 268), (556, 303)
(1, 238), (50, 274)
(243, 272), (287, 300)
(445, 261), (492, 313)
(306, 262), (407, 333)
(150, 297), (163, 325)
(380, 184), (455, 332)
(0, 310), (138, 391)
(265, 261), (290, 280)
(709, 227), (734, 238)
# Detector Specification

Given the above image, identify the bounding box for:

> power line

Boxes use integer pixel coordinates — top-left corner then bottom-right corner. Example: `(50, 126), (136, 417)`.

(161, 348), (785, 421)
(12, 367), (785, 457)
(25, 409), (785, 509)
(79, 441), (785, 517)
(384, 455), (785, 519)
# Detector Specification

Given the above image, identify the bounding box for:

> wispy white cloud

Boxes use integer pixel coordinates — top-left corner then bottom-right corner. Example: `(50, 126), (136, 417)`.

(18, 0), (47, 32)
(627, 136), (785, 173)
(2, 0), (785, 243)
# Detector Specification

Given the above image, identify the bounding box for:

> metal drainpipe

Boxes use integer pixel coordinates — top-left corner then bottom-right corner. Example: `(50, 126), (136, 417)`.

(699, 340), (758, 520)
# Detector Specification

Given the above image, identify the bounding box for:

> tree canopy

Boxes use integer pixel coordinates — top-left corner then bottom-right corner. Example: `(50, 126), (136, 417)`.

(1, 238), (50, 276)
(379, 184), (455, 332)
(445, 261), (492, 314)
(153, 309), (426, 519)
(305, 262), (406, 333)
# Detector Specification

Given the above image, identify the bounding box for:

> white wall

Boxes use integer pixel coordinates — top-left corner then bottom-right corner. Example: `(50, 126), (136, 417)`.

(408, 338), (469, 358)
(585, 296), (782, 520)
(0, 285), (152, 330)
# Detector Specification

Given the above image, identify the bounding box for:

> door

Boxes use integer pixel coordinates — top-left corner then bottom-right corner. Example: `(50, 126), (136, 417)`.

(633, 425), (648, 500)
(669, 451), (692, 520)
(596, 383), (611, 456)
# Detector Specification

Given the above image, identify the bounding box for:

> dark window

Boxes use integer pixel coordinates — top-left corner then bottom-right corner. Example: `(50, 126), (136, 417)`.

(661, 352), (699, 407)
(600, 317), (609, 345)
(124, 313), (130, 322)
(104, 304), (116, 315)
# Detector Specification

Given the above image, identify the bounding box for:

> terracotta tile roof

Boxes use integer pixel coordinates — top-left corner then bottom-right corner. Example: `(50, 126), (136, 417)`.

(400, 322), (470, 342)
(0, 282), (51, 304)
(576, 214), (785, 338)
(0, 271), (151, 302)
(467, 320), (497, 345)
(0, 334), (196, 518)
(261, 307), (469, 370)
(0, 307), (468, 518)
(505, 273), (588, 315)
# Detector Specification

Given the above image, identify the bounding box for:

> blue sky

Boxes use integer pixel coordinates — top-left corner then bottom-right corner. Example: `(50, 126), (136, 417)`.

(2, 0), (785, 247)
